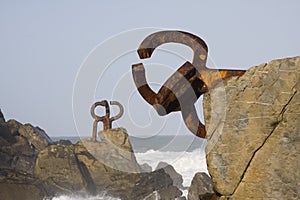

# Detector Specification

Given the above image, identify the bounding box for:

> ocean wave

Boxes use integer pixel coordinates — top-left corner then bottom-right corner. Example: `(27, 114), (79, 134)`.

(135, 148), (208, 187)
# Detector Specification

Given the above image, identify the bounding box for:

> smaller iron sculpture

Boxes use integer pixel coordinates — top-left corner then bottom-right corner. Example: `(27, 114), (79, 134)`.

(90, 100), (124, 141)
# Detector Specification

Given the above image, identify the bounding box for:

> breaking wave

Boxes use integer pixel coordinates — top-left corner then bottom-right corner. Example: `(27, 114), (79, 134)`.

(135, 148), (208, 187)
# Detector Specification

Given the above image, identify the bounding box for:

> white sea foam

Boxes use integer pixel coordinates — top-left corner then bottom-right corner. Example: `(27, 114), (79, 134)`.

(135, 148), (208, 187)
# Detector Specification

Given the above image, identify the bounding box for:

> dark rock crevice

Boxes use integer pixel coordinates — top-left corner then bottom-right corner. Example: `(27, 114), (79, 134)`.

(74, 152), (96, 195)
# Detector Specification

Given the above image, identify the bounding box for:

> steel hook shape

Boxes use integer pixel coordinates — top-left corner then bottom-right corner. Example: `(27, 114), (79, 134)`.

(132, 30), (245, 138)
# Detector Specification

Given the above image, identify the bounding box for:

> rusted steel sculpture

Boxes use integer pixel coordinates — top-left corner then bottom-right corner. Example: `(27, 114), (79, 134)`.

(132, 30), (245, 138)
(90, 100), (124, 141)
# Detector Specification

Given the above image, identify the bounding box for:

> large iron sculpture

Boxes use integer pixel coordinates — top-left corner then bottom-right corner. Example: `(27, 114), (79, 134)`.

(90, 100), (124, 141)
(132, 31), (245, 138)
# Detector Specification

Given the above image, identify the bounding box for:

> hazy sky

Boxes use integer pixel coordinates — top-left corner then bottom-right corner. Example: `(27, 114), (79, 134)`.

(0, 1), (299, 137)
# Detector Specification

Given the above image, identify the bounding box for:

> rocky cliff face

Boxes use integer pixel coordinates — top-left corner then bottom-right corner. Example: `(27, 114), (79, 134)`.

(203, 56), (300, 199)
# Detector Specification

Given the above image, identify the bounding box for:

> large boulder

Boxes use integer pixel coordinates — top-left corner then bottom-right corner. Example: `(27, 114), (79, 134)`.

(156, 161), (184, 189)
(99, 127), (134, 152)
(188, 172), (214, 200)
(75, 128), (182, 200)
(34, 143), (87, 195)
(18, 123), (53, 152)
(75, 137), (139, 198)
(203, 56), (300, 199)
(76, 128), (140, 174)
(0, 119), (53, 177)
(0, 117), (54, 200)
(132, 169), (182, 200)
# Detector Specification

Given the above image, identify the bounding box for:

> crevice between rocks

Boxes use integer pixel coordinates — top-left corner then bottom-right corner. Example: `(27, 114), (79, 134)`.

(74, 152), (96, 195)
(231, 90), (297, 196)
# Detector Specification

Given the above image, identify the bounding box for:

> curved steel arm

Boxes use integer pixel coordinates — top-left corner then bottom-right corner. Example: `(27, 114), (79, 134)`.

(132, 63), (158, 106)
(109, 101), (124, 121)
(91, 100), (109, 121)
(132, 30), (246, 139)
(137, 31), (208, 70)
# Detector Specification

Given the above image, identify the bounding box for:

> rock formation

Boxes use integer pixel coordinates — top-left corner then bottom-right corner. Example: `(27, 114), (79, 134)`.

(203, 56), (300, 199)
(0, 109), (5, 123)
(35, 143), (88, 195)
(140, 163), (152, 173)
(72, 129), (182, 199)
(156, 161), (184, 189)
(0, 118), (53, 200)
(188, 172), (214, 200)
(78, 128), (141, 173)
(0, 117), (183, 200)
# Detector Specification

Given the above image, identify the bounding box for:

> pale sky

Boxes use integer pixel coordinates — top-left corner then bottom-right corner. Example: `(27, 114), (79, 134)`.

(0, 1), (299, 137)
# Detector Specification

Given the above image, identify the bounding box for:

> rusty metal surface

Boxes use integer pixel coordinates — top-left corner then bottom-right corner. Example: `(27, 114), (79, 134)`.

(132, 30), (245, 138)
(90, 100), (124, 141)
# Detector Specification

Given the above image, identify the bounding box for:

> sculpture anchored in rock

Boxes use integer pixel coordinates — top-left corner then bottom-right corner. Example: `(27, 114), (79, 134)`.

(90, 100), (124, 141)
(132, 30), (245, 138)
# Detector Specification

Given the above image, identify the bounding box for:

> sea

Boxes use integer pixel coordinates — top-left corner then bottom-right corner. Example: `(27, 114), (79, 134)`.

(49, 135), (209, 200)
